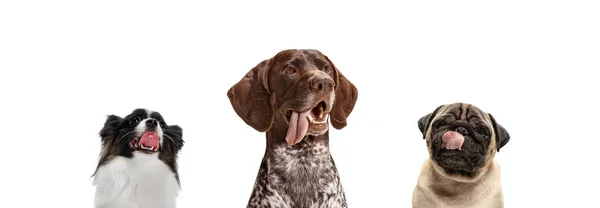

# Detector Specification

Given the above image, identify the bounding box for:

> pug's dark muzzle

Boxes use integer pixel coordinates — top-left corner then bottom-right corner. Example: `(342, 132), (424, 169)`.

(429, 122), (489, 175)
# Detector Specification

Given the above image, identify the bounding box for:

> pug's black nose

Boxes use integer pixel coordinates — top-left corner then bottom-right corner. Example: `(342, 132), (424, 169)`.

(455, 127), (469, 135)
(146, 119), (158, 129)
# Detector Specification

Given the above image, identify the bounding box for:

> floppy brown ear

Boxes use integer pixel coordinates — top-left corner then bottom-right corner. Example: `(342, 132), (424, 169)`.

(418, 105), (444, 139)
(488, 113), (510, 152)
(329, 64), (358, 130)
(227, 60), (274, 132)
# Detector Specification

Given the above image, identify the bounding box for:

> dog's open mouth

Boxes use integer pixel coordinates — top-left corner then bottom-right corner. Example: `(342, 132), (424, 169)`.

(129, 131), (160, 153)
(309, 101), (328, 124)
(285, 101), (330, 145)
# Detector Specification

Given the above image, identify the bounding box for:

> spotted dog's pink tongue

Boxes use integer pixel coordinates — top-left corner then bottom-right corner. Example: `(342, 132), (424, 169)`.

(139, 131), (159, 151)
(285, 111), (311, 145)
(442, 131), (465, 151)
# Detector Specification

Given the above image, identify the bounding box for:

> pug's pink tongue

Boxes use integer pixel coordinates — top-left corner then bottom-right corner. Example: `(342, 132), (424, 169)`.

(442, 131), (465, 150)
(140, 131), (160, 151)
(285, 111), (311, 145)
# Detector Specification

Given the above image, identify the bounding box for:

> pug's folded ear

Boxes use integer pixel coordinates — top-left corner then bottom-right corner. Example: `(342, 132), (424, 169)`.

(418, 105), (444, 139)
(488, 113), (510, 152)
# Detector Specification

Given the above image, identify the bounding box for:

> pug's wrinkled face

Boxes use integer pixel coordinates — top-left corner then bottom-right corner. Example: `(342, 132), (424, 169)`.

(418, 103), (509, 178)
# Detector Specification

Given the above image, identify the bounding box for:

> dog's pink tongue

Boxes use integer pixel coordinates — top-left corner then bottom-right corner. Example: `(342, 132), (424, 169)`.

(442, 131), (465, 151)
(285, 111), (311, 145)
(140, 132), (160, 151)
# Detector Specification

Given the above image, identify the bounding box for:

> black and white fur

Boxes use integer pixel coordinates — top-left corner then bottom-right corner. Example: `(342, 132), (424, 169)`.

(92, 109), (184, 208)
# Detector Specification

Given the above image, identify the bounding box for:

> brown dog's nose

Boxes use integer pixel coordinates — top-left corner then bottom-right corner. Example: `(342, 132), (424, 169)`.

(310, 77), (334, 93)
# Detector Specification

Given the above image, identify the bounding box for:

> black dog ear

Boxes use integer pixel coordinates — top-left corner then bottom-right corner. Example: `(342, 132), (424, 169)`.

(488, 113), (510, 152)
(418, 105), (443, 139)
(164, 124), (184, 149)
(99, 115), (122, 142)
(166, 125), (183, 138)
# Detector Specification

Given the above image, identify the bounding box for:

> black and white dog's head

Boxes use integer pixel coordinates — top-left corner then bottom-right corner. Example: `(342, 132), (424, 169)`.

(93, 109), (184, 179)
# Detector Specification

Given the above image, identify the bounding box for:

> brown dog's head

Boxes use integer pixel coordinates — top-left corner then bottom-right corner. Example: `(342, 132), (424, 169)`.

(418, 103), (509, 180)
(227, 49), (358, 145)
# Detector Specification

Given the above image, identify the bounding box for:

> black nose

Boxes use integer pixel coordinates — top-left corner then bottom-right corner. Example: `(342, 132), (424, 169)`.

(146, 119), (158, 129)
(310, 77), (334, 93)
(455, 126), (469, 135)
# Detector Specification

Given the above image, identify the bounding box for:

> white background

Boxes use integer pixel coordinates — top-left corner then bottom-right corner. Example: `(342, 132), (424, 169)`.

(1, 0), (599, 207)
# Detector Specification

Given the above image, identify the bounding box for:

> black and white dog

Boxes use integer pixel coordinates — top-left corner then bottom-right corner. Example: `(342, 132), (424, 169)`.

(93, 109), (184, 208)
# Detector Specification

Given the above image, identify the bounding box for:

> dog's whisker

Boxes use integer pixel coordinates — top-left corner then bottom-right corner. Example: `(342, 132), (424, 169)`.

(163, 131), (182, 138)
(163, 134), (184, 147)
(162, 129), (182, 134)
(163, 133), (177, 141)
(116, 131), (135, 145)
(162, 131), (183, 139)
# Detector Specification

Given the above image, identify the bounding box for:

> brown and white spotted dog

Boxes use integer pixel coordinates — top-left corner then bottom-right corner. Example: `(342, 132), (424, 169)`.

(227, 49), (358, 208)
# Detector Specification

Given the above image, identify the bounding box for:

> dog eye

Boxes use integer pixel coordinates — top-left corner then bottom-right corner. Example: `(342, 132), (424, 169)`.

(432, 120), (444, 129)
(160, 122), (165, 128)
(129, 116), (141, 126)
(322, 65), (330, 72)
(477, 127), (490, 138)
(283, 66), (296, 74)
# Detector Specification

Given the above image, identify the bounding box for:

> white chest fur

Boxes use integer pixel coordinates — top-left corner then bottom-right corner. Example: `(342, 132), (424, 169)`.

(93, 152), (179, 208)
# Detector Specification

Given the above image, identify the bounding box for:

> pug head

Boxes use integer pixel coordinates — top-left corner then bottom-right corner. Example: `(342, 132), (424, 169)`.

(418, 103), (510, 181)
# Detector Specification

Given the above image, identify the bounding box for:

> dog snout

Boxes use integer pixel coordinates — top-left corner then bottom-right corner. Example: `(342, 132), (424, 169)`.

(455, 126), (469, 135)
(310, 76), (334, 94)
(146, 119), (158, 129)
